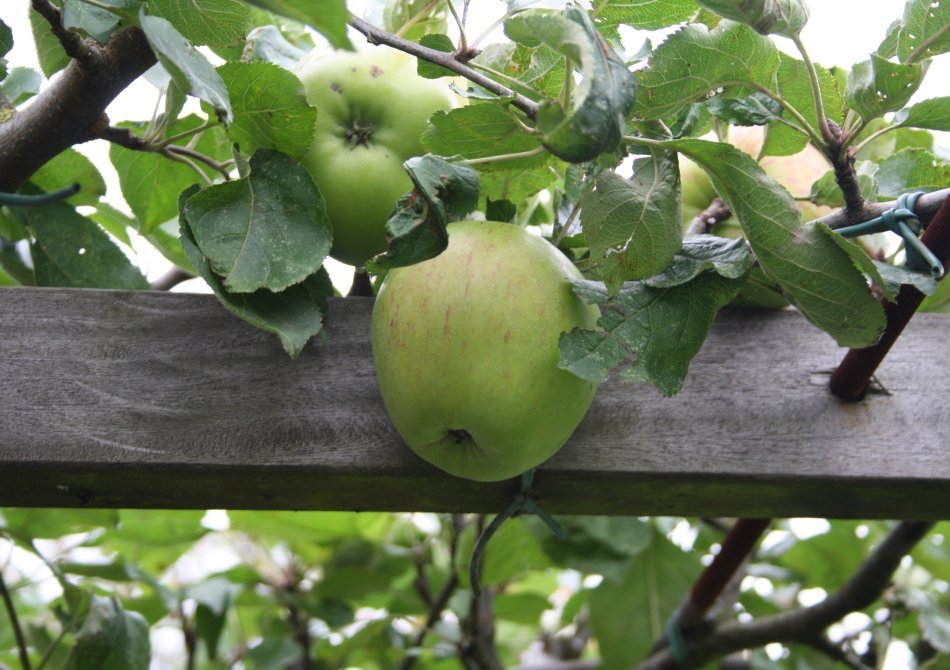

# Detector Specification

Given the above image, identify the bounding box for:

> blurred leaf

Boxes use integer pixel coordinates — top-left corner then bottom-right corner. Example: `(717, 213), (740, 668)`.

(697, 0), (808, 37)
(590, 527), (701, 670)
(62, 596), (150, 670)
(217, 61), (316, 159)
(385, 0), (448, 41)
(1, 66), (43, 105)
(876, 148), (949, 197)
(1, 508), (118, 539)
(457, 517), (551, 588)
(62, 0), (120, 43)
(595, 0), (700, 33)
(494, 592), (552, 624)
(668, 138), (885, 347)
(114, 509), (208, 545)
(30, 5), (71, 77)
(527, 515), (651, 582)
(140, 12), (232, 122)
(242, 24), (311, 69)
(146, 0), (251, 49)
(898, 0), (950, 62)
(423, 105), (544, 169)
(88, 202), (133, 247)
(809, 162), (879, 207)
(635, 21), (779, 121)
(245, 638), (303, 670)
(29, 148), (106, 207)
(242, 0), (350, 49)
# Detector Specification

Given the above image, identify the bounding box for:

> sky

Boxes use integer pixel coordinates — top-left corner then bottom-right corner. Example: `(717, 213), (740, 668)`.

(1, 0), (947, 292)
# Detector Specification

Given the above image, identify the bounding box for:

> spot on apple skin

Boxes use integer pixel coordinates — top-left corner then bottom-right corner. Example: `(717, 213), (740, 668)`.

(503, 329), (512, 343)
(443, 306), (452, 335)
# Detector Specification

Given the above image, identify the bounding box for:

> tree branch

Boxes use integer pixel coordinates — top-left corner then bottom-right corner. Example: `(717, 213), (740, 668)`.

(0, 567), (31, 670)
(816, 188), (950, 231)
(634, 521), (934, 670)
(347, 14), (539, 121)
(686, 197), (732, 235)
(31, 0), (104, 69)
(0, 26), (156, 193)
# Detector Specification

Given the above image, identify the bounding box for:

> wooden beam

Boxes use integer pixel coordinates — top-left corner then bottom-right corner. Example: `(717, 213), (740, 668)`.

(1, 287), (948, 518)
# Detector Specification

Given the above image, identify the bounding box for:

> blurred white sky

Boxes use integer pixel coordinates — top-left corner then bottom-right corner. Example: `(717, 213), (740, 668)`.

(1, 0), (947, 291)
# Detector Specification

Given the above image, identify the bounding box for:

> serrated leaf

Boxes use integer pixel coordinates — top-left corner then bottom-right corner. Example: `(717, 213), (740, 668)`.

(899, 0), (950, 63)
(29, 148), (106, 207)
(30, 6), (71, 77)
(897, 97), (950, 131)
(62, 596), (150, 670)
(140, 12), (232, 122)
(62, 0), (120, 43)
(110, 115), (229, 233)
(180, 202), (332, 358)
(529, 7), (637, 163)
(416, 33), (456, 79)
(581, 151), (682, 293)
(649, 234), (754, 286)
(696, 0), (808, 37)
(876, 147), (950, 197)
(422, 105), (544, 168)
(668, 138), (885, 347)
(706, 92), (783, 126)
(14, 200), (149, 289)
(559, 271), (744, 395)
(1, 66), (43, 105)
(589, 527), (701, 670)
(873, 260), (938, 298)
(477, 40), (567, 100)
(845, 54), (926, 122)
(367, 154), (479, 274)
(242, 0), (350, 50)
(217, 61), (316, 159)
(635, 21), (780, 121)
(595, 0), (700, 32)
(146, 0), (251, 49)
(877, 18), (902, 59)
(818, 223), (891, 303)
(183, 149), (331, 293)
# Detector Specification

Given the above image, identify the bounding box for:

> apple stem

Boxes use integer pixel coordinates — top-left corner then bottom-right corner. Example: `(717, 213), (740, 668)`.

(469, 470), (565, 598)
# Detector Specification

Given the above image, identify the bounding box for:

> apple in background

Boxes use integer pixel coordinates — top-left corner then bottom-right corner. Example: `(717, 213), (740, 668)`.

(681, 125), (834, 230)
(371, 221), (600, 482)
(296, 46), (455, 267)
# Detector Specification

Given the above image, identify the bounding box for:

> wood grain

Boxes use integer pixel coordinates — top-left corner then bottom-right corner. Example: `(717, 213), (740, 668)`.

(1, 287), (948, 518)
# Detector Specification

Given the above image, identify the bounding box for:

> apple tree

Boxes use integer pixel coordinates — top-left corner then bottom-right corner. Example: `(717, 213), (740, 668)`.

(1, 0), (950, 668)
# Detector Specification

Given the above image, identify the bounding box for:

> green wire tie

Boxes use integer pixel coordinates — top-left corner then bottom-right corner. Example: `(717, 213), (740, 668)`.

(835, 191), (944, 279)
(665, 612), (689, 666)
(469, 469), (565, 599)
(0, 183), (80, 208)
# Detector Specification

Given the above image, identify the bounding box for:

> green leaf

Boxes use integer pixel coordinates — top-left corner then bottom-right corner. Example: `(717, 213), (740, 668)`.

(1, 508), (118, 539)
(217, 61), (316, 159)
(457, 518), (551, 588)
(63, 596), (151, 670)
(29, 148), (106, 207)
(422, 105), (544, 168)
(0, 19), (10, 66)
(16, 201), (149, 289)
(580, 151), (683, 293)
(558, 271), (745, 395)
(384, 0), (448, 42)
(520, 7), (637, 163)
(62, 0), (121, 43)
(139, 12), (232, 122)
(180, 201), (332, 358)
(246, 638), (304, 670)
(417, 33), (456, 79)
(187, 578), (241, 659)
(897, 97), (950, 131)
(109, 115), (228, 234)
(649, 234), (755, 285)
(595, 0), (700, 32)
(30, 5), (71, 77)
(525, 515), (652, 582)
(183, 149), (331, 293)
(809, 161), (879, 207)
(589, 527), (701, 670)
(145, 0), (251, 49)
(873, 260), (938, 298)
(1, 66), (43, 105)
(88, 202), (133, 247)
(845, 54), (926, 122)
(696, 0), (808, 37)
(493, 592), (552, 624)
(706, 92), (783, 126)
(367, 154), (479, 274)
(667, 138), (885, 347)
(242, 0), (350, 50)
(875, 148), (949, 197)
(899, 0), (950, 62)
(634, 21), (780, 121)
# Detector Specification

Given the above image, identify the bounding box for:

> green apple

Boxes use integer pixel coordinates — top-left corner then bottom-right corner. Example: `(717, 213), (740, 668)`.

(296, 46), (455, 266)
(371, 221), (600, 482)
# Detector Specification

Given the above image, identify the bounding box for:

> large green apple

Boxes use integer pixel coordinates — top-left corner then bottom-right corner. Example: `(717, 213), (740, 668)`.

(371, 221), (600, 482)
(296, 47), (454, 266)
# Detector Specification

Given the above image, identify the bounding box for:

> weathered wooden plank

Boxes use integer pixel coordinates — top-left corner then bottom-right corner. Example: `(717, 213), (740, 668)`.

(1, 287), (948, 518)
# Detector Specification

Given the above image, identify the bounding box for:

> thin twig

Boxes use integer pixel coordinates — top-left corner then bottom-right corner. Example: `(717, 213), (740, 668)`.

(348, 14), (539, 120)
(0, 568), (32, 670)
(31, 0), (103, 69)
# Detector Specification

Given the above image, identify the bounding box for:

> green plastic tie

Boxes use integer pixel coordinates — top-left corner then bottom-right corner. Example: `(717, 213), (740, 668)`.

(0, 183), (80, 208)
(665, 612), (689, 666)
(836, 191), (943, 279)
(469, 469), (565, 598)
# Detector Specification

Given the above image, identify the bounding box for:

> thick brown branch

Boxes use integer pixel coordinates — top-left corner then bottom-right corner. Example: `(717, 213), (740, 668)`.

(817, 188), (949, 231)
(348, 14), (539, 121)
(31, 0), (103, 69)
(635, 521), (934, 670)
(0, 26), (156, 193)
(686, 197), (732, 235)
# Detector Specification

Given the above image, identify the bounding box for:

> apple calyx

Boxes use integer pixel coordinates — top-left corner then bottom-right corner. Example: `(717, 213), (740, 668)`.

(344, 118), (375, 148)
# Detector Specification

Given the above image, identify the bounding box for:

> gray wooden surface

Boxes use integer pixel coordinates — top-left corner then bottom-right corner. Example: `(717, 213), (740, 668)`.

(1, 287), (948, 518)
